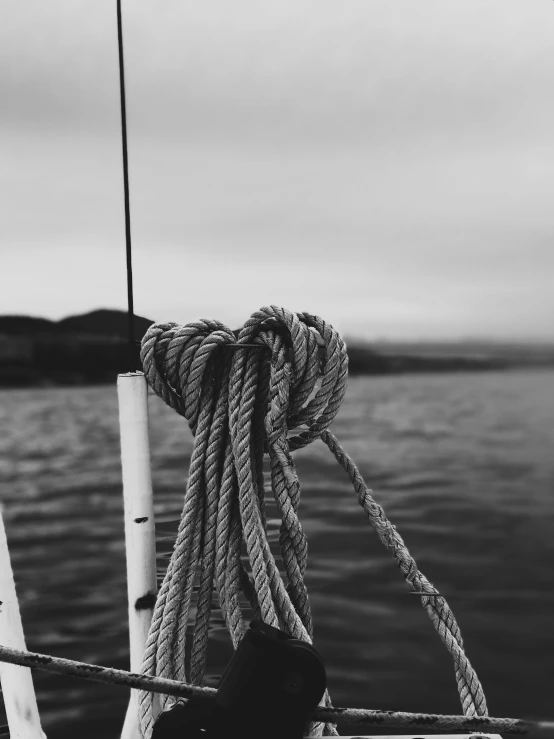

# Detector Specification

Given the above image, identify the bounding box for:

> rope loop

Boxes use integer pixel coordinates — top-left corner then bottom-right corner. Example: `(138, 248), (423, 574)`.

(141, 306), (349, 449)
(138, 306), (488, 739)
(141, 319), (236, 428)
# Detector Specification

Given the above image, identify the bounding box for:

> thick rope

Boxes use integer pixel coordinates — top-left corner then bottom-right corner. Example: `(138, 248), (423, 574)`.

(321, 429), (487, 717)
(138, 306), (488, 738)
(0, 646), (531, 734)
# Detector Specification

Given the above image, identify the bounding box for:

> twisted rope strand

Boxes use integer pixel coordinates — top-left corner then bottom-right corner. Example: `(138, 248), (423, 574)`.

(190, 360), (232, 684)
(321, 429), (488, 717)
(138, 306), (488, 738)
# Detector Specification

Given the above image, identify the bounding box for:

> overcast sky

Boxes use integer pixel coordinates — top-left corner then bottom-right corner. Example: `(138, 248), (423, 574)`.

(1, 0), (553, 340)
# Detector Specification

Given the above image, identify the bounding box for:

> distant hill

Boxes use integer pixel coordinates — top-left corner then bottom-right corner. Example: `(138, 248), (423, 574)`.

(0, 309), (154, 341)
(58, 309), (154, 340)
(369, 338), (554, 368)
(345, 343), (509, 375)
(0, 309), (154, 387)
(0, 315), (59, 335)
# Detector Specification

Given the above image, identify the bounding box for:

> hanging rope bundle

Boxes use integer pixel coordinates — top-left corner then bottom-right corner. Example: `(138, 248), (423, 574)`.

(138, 306), (487, 738)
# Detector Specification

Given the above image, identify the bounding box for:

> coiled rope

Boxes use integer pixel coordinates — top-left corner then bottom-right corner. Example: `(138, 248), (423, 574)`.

(138, 306), (488, 738)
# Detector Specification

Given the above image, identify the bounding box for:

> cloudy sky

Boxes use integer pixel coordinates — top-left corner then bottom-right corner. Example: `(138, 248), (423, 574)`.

(1, 0), (553, 340)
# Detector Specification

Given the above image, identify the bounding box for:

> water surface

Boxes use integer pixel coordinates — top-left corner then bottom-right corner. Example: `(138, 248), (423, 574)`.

(1, 370), (553, 736)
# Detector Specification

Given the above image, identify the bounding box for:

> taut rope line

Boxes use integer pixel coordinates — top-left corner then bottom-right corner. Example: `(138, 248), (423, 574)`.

(137, 306), (487, 738)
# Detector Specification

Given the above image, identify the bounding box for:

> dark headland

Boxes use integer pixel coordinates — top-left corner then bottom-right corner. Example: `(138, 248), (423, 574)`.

(0, 309), (553, 388)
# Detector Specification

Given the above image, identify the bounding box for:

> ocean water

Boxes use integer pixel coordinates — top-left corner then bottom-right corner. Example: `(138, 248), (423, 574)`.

(0, 370), (553, 737)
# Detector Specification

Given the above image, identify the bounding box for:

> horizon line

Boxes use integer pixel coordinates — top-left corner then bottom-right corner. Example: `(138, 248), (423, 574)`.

(0, 307), (552, 347)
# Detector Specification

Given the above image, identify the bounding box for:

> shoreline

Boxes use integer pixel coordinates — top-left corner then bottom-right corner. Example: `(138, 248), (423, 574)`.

(1, 355), (551, 390)
(1, 309), (553, 388)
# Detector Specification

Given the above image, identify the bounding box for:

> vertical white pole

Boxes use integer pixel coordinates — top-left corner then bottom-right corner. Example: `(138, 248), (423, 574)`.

(0, 507), (45, 739)
(118, 372), (159, 739)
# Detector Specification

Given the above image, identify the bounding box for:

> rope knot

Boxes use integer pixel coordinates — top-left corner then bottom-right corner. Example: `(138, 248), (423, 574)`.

(141, 306), (349, 450)
(138, 306), (488, 739)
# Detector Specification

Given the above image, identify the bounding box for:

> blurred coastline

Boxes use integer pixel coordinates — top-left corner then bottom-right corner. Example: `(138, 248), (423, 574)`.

(1, 309), (553, 387)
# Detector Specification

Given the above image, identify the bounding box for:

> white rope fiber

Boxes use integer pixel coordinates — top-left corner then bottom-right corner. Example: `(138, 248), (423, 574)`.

(138, 306), (488, 738)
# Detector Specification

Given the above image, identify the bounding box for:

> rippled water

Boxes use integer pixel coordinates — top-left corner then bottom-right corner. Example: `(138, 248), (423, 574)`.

(1, 370), (553, 737)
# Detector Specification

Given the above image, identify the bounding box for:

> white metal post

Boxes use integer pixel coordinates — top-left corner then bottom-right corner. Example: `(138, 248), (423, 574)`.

(0, 507), (45, 739)
(118, 372), (159, 738)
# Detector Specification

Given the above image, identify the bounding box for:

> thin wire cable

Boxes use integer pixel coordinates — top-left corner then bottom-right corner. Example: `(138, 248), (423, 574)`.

(116, 0), (135, 357)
